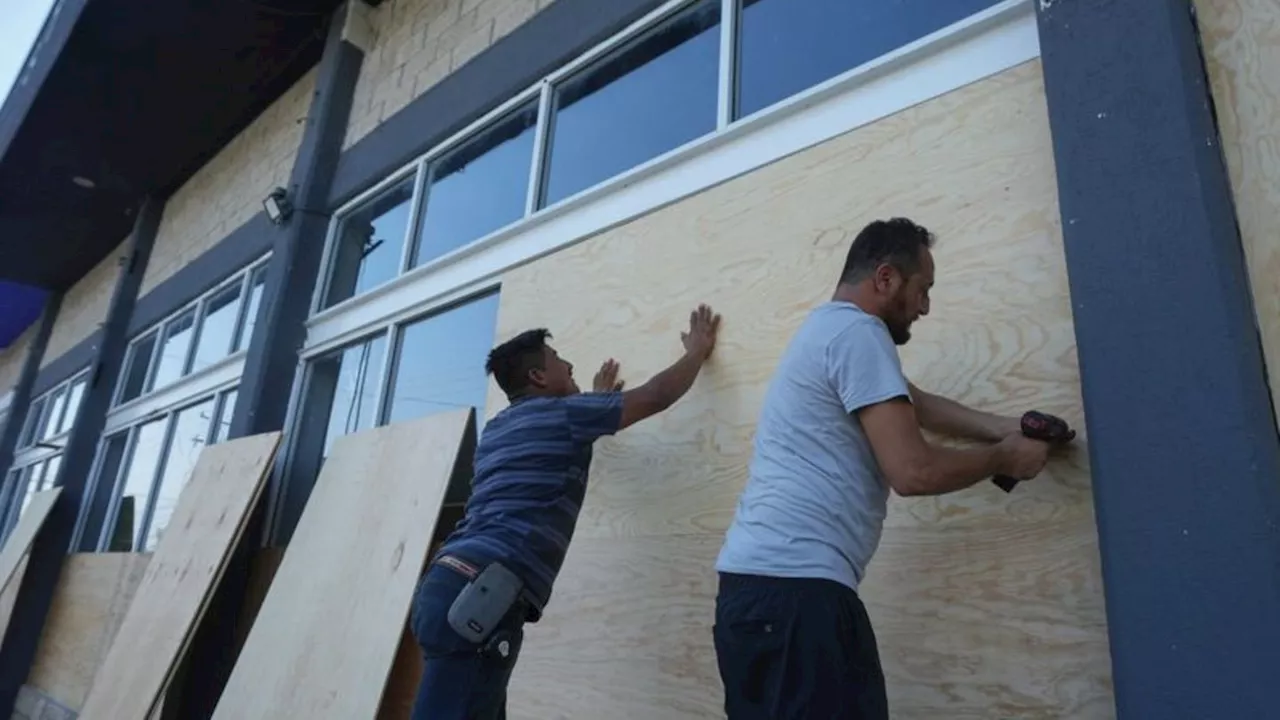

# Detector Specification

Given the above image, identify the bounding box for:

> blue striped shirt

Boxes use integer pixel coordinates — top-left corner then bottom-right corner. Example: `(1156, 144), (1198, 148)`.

(434, 391), (624, 608)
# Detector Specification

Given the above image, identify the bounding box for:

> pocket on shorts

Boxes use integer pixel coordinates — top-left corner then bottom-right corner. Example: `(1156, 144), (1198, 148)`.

(714, 612), (787, 704)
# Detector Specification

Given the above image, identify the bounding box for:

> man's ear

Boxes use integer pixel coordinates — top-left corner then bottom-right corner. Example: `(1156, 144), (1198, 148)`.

(873, 263), (898, 293)
(526, 367), (549, 389)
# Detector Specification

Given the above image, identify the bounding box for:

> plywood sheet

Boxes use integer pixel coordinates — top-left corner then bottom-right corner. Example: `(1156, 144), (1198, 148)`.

(28, 553), (152, 711)
(211, 408), (473, 720)
(0, 488), (62, 592)
(1194, 0), (1280, 419)
(78, 432), (282, 720)
(496, 60), (1113, 718)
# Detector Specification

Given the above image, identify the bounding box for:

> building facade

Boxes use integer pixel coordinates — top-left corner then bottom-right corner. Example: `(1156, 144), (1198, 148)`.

(0, 0), (1277, 718)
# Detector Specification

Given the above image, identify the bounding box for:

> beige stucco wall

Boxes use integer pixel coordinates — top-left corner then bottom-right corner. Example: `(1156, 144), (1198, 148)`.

(0, 326), (37, 398)
(1195, 0), (1280, 420)
(142, 68), (319, 296)
(343, 0), (555, 148)
(40, 238), (130, 369)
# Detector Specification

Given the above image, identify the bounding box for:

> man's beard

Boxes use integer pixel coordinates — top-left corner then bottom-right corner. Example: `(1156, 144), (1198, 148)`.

(887, 320), (911, 346)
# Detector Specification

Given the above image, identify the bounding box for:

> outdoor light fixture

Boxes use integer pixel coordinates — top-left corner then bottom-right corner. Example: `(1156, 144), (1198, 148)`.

(263, 187), (294, 225)
(72, 175), (96, 189)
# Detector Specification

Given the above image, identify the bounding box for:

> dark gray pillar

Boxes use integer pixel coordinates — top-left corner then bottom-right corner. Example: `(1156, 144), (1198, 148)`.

(1035, 1), (1280, 717)
(164, 4), (367, 717)
(0, 198), (160, 715)
(0, 295), (61, 483)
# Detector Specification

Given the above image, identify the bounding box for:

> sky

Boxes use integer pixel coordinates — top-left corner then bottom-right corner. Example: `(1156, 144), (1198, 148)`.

(0, 0), (58, 108)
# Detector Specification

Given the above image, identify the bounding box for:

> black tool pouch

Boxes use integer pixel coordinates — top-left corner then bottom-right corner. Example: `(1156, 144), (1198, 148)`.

(447, 562), (526, 645)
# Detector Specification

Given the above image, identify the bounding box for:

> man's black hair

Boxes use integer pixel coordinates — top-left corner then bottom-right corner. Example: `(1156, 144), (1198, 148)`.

(839, 217), (935, 285)
(486, 328), (552, 397)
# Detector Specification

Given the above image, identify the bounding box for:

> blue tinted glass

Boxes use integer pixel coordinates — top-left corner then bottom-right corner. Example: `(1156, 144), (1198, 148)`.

(542, 0), (721, 207)
(324, 178), (415, 308)
(413, 105), (538, 268)
(388, 291), (499, 428)
(737, 0), (1002, 118)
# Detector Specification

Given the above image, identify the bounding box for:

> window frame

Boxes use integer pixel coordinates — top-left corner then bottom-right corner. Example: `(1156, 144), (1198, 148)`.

(112, 254), (271, 409)
(15, 368), (91, 452)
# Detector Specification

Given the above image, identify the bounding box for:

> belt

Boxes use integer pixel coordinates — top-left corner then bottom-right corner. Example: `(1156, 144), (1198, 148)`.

(434, 554), (544, 623)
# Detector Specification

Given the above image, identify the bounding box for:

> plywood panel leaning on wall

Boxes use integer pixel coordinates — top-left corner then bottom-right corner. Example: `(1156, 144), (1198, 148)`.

(211, 408), (475, 720)
(0, 488), (62, 591)
(27, 553), (152, 711)
(1194, 0), (1280, 422)
(78, 432), (282, 720)
(498, 60), (1113, 719)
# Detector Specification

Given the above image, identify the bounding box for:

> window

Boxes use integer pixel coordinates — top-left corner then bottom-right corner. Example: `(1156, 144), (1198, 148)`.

(411, 103), (539, 269)
(94, 387), (238, 552)
(17, 370), (91, 449)
(0, 454), (63, 540)
(322, 178), (415, 310)
(735, 0), (1004, 119)
(115, 256), (268, 406)
(540, 0), (721, 207)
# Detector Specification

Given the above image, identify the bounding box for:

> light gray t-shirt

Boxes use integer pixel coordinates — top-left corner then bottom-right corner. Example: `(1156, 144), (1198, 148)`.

(715, 301), (910, 592)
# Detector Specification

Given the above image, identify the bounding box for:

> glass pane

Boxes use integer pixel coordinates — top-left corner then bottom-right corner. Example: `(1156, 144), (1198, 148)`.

(388, 292), (499, 427)
(323, 178), (416, 309)
(144, 398), (216, 550)
(737, 0), (1003, 118)
(212, 389), (239, 443)
(19, 396), (47, 447)
(39, 386), (67, 441)
(118, 332), (158, 404)
(57, 376), (87, 434)
(41, 455), (62, 488)
(78, 433), (129, 551)
(148, 310), (197, 391)
(191, 283), (243, 373)
(542, 0), (720, 207)
(235, 266), (268, 352)
(321, 336), (388, 456)
(412, 104), (538, 268)
(107, 417), (167, 551)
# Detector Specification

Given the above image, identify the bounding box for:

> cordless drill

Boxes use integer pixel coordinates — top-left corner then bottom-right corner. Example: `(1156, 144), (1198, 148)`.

(992, 410), (1076, 492)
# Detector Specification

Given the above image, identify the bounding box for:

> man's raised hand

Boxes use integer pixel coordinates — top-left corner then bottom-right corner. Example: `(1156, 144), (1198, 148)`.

(681, 303), (722, 362)
(593, 358), (625, 392)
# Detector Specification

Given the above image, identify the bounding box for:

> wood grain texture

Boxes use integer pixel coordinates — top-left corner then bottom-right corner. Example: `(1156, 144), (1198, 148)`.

(79, 432), (282, 720)
(496, 60), (1114, 718)
(1194, 0), (1280, 420)
(0, 488), (62, 591)
(27, 553), (152, 711)
(211, 408), (474, 720)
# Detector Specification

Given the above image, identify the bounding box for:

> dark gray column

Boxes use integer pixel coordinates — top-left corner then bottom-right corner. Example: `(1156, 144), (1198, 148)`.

(0, 197), (160, 715)
(0, 294), (61, 483)
(1035, 1), (1280, 717)
(163, 3), (367, 717)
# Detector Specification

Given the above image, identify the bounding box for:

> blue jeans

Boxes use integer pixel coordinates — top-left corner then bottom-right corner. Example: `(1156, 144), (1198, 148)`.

(409, 562), (526, 720)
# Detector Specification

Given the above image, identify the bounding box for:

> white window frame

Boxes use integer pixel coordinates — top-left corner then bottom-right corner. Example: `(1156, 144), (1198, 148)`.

(306, 0), (1037, 356)
(15, 369), (90, 452)
(111, 254), (271, 411)
(70, 254), (270, 552)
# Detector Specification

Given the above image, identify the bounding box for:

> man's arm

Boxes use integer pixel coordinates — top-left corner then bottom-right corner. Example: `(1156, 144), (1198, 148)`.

(907, 381), (1019, 442)
(858, 398), (1022, 497)
(618, 304), (721, 431)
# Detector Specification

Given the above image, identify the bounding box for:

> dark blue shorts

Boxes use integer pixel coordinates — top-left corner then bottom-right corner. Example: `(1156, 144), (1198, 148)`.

(713, 572), (889, 720)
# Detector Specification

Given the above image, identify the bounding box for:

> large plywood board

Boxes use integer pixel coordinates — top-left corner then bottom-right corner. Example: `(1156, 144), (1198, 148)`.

(497, 60), (1113, 719)
(1195, 0), (1280, 419)
(79, 432), (282, 720)
(28, 553), (151, 711)
(0, 487), (62, 591)
(211, 408), (473, 720)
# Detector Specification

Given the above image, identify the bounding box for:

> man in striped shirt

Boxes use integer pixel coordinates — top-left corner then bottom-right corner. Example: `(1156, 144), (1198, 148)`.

(409, 303), (722, 720)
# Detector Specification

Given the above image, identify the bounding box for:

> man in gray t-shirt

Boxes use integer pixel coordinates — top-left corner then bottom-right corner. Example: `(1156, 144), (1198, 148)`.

(712, 218), (1056, 720)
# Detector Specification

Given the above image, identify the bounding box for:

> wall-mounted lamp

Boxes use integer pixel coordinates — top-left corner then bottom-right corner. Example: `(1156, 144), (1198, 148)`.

(263, 187), (294, 225)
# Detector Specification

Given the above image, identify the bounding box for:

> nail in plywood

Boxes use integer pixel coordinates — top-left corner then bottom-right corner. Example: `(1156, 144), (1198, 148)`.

(496, 60), (1113, 718)
(78, 432), (282, 720)
(0, 488), (62, 592)
(211, 408), (475, 720)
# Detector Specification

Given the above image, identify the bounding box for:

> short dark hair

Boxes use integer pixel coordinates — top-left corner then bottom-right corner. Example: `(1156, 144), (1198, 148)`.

(486, 328), (552, 397)
(839, 217), (935, 285)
